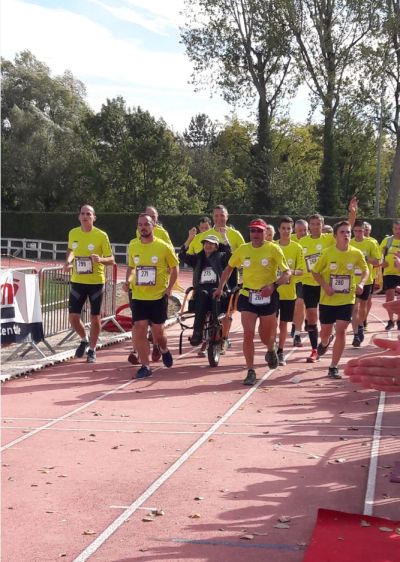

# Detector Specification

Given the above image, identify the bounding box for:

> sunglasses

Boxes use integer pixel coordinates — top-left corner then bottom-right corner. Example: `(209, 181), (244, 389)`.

(249, 228), (264, 233)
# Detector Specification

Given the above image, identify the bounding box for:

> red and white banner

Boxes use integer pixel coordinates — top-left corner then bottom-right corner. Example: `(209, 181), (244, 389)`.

(0, 270), (44, 345)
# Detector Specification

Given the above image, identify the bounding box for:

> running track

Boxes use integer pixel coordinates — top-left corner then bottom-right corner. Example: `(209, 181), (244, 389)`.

(2, 295), (400, 562)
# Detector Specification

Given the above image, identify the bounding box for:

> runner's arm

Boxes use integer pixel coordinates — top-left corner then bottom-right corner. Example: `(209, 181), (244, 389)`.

(165, 266), (178, 297)
(213, 265), (234, 299)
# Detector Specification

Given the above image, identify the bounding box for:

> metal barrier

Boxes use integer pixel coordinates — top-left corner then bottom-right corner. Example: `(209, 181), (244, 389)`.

(2, 264), (123, 360)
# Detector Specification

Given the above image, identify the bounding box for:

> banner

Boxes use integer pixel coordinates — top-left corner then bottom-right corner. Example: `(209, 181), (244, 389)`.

(0, 270), (44, 345)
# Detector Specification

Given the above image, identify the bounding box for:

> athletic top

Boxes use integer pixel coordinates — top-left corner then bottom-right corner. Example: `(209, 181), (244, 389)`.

(188, 226), (245, 255)
(299, 233), (335, 287)
(276, 240), (306, 301)
(68, 226), (113, 284)
(350, 238), (381, 285)
(128, 238), (179, 300)
(228, 242), (289, 298)
(380, 236), (400, 276)
(313, 245), (368, 306)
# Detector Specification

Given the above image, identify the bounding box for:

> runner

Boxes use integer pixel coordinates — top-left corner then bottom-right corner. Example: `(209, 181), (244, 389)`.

(198, 216), (212, 233)
(179, 233), (231, 345)
(265, 224), (276, 242)
(291, 219), (309, 346)
(276, 217), (305, 365)
(350, 220), (381, 346)
(298, 197), (358, 363)
(380, 219), (400, 330)
(124, 214), (179, 379)
(363, 221), (381, 328)
(63, 204), (114, 363)
(214, 219), (290, 386)
(312, 220), (368, 379)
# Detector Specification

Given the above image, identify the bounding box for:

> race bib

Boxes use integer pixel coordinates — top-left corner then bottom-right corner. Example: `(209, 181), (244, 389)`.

(200, 267), (217, 284)
(136, 266), (156, 286)
(249, 290), (271, 305)
(330, 274), (350, 294)
(75, 257), (93, 274)
(305, 253), (320, 272)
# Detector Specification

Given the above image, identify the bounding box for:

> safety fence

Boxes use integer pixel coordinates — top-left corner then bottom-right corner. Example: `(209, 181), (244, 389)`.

(2, 264), (124, 361)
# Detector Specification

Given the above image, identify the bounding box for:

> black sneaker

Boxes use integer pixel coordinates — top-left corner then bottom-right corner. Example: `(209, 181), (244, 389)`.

(136, 365), (152, 379)
(385, 320), (395, 331)
(87, 349), (96, 363)
(352, 335), (361, 348)
(265, 350), (278, 369)
(277, 351), (286, 366)
(243, 369), (257, 386)
(75, 340), (88, 358)
(317, 334), (334, 357)
(357, 326), (365, 342)
(161, 350), (173, 368)
(328, 366), (342, 379)
(293, 334), (303, 347)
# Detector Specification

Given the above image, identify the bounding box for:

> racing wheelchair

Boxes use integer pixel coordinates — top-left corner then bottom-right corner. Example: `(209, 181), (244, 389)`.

(177, 286), (239, 367)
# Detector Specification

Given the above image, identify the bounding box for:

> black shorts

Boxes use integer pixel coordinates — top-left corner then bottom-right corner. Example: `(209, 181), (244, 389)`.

(303, 284), (321, 309)
(319, 304), (353, 324)
(131, 295), (168, 324)
(237, 291), (279, 317)
(356, 284), (373, 301)
(296, 282), (303, 299)
(279, 299), (296, 322)
(383, 275), (400, 291)
(69, 282), (104, 315)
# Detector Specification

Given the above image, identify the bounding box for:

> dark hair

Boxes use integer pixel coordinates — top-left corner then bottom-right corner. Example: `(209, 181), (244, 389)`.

(309, 213), (324, 224)
(199, 216), (211, 225)
(279, 215), (294, 226)
(353, 219), (364, 228)
(333, 220), (351, 235)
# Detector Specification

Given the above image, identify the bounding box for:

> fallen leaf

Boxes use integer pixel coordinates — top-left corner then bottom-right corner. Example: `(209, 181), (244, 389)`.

(379, 527), (393, 532)
(308, 454), (320, 459)
(274, 523), (290, 529)
(58, 475), (68, 478)
(153, 509), (165, 516)
(360, 520), (371, 527)
(46, 510), (55, 514)
(142, 516), (155, 522)
(130, 448), (142, 452)
(347, 427), (359, 431)
(111, 446), (119, 450)
(82, 530), (96, 535)
(59, 554), (67, 558)
(194, 496), (204, 501)
(278, 516), (291, 523)
(240, 534), (254, 540)
(189, 513), (201, 518)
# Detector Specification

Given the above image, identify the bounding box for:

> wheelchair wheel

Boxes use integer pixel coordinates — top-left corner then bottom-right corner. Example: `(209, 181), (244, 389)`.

(207, 324), (223, 367)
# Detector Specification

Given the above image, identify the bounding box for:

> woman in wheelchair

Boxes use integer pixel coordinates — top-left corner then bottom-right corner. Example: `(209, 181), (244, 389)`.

(179, 233), (232, 346)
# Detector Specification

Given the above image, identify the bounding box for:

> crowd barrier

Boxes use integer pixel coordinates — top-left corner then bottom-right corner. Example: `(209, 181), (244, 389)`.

(2, 264), (124, 361)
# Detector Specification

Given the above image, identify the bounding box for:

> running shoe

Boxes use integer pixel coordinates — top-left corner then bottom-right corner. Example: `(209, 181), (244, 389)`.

(136, 365), (152, 379)
(357, 326), (365, 342)
(128, 351), (139, 365)
(75, 339), (88, 358)
(265, 350), (278, 369)
(161, 350), (173, 368)
(328, 366), (342, 379)
(151, 344), (161, 362)
(352, 335), (361, 348)
(306, 349), (319, 363)
(277, 351), (286, 366)
(317, 334), (334, 357)
(86, 349), (96, 363)
(243, 369), (257, 386)
(385, 320), (395, 331)
(293, 335), (303, 347)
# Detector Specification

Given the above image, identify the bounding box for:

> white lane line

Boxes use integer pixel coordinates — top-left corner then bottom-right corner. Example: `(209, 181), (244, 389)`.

(363, 391), (386, 516)
(71, 360), (284, 562)
(1, 344), (197, 452)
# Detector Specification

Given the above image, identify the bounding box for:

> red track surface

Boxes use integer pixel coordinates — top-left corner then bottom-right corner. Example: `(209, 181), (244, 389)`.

(2, 294), (400, 562)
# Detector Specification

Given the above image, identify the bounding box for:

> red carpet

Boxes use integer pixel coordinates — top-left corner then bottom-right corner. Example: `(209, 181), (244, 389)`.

(302, 509), (400, 562)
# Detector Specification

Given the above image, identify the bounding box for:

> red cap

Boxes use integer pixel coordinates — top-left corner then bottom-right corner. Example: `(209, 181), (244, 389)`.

(248, 219), (267, 231)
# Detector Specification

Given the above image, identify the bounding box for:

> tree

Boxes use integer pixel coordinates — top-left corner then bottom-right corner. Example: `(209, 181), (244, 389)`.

(280, 0), (379, 215)
(181, 0), (295, 212)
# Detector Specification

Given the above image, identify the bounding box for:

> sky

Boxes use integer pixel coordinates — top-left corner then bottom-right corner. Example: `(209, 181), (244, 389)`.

(1, 0), (311, 132)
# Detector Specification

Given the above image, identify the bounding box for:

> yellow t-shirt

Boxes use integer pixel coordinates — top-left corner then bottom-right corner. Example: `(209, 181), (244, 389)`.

(188, 226), (245, 255)
(277, 240), (306, 301)
(128, 238), (179, 300)
(350, 238), (381, 285)
(299, 233), (335, 286)
(380, 236), (400, 276)
(312, 245), (368, 306)
(228, 242), (289, 297)
(365, 236), (381, 279)
(135, 224), (173, 248)
(68, 226), (113, 284)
